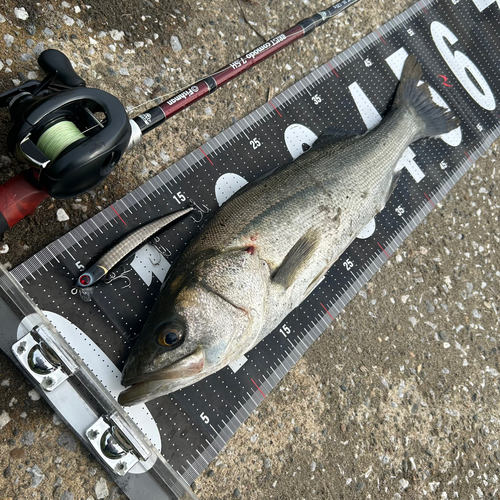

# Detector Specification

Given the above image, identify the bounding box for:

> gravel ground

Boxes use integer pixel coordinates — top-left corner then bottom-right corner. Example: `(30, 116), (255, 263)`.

(0, 0), (499, 499)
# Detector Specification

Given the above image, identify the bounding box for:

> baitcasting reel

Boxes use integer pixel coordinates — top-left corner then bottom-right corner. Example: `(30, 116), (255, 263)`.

(0, 49), (140, 233)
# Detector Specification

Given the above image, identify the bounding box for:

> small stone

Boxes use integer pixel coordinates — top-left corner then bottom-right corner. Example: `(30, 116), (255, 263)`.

(119, 68), (129, 75)
(0, 411), (10, 429)
(3, 465), (11, 478)
(14, 7), (29, 20)
(95, 477), (109, 499)
(0, 14), (6, 22)
(411, 403), (419, 414)
(57, 432), (76, 452)
(0, 244), (9, 254)
(25, 24), (36, 35)
(399, 478), (410, 490)
(340, 384), (348, 392)
(356, 481), (365, 492)
(20, 53), (33, 62)
(21, 431), (36, 445)
(263, 458), (272, 469)
(27, 464), (45, 488)
(310, 461), (317, 472)
(10, 448), (26, 459)
(191, 481), (198, 491)
(62, 15), (74, 26)
(204, 106), (213, 116)
(57, 209), (69, 222)
(233, 488), (241, 498)
(28, 389), (40, 401)
(143, 78), (154, 87)
(170, 35), (182, 52)
(206, 469), (215, 477)
(425, 300), (435, 313)
(43, 27), (55, 37)
(294, 426), (300, 434)
(110, 30), (125, 41)
(438, 330), (448, 341)
(4, 34), (15, 48)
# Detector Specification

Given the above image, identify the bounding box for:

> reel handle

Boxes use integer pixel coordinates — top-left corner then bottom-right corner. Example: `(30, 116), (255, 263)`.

(38, 49), (86, 88)
(0, 171), (50, 234)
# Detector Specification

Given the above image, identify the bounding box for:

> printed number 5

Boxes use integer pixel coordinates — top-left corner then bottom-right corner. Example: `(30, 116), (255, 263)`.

(200, 412), (210, 424)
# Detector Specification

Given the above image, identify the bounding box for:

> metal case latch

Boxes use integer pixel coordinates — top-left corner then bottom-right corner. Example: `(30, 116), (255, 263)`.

(12, 326), (70, 392)
(86, 411), (152, 476)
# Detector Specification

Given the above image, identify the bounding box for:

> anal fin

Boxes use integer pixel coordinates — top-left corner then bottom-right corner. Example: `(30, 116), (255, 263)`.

(379, 170), (402, 212)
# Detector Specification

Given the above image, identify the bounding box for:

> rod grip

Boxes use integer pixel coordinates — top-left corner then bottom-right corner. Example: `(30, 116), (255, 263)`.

(0, 172), (50, 234)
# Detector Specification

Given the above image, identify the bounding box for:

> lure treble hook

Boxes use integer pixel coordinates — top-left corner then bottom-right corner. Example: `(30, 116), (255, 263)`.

(104, 268), (133, 289)
(189, 198), (210, 223)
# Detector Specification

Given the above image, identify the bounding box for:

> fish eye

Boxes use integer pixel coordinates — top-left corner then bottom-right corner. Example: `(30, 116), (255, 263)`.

(156, 322), (184, 348)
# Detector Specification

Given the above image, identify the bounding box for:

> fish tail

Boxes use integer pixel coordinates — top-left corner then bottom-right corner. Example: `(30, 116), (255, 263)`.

(394, 55), (458, 138)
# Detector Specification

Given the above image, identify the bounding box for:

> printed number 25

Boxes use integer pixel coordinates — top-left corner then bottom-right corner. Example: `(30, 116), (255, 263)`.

(250, 138), (261, 150)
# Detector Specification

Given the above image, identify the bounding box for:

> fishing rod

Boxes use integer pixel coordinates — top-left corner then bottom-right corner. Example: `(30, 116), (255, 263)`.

(0, 0), (360, 234)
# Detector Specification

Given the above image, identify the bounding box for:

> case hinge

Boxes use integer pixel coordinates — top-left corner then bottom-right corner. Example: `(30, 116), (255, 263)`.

(86, 411), (152, 476)
(12, 326), (73, 391)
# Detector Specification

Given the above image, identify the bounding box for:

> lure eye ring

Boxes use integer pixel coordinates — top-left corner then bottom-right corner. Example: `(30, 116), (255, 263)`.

(79, 274), (92, 286)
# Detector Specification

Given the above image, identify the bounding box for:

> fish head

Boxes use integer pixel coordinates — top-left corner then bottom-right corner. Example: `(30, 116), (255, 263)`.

(119, 248), (269, 406)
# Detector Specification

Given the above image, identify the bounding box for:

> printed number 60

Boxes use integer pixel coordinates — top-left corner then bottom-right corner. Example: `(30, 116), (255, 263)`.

(431, 21), (495, 110)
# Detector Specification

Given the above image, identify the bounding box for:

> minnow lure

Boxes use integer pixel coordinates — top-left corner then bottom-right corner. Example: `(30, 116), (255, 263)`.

(74, 206), (194, 289)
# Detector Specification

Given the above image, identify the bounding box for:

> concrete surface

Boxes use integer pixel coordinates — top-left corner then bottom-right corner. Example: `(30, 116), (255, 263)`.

(0, 0), (499, 498)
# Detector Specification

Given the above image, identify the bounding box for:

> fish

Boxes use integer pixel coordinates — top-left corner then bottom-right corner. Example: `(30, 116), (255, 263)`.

(118, 55), (458, 406)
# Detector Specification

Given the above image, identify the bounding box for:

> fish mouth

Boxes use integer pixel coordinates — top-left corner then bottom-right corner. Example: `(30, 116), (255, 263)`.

(118, 346), (205, 406)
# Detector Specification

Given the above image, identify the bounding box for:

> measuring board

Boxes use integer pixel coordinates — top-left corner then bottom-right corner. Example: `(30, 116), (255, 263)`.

(1, 0), (500, 497)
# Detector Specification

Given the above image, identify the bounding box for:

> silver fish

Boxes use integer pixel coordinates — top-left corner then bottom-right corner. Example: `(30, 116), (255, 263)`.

(118, 55), (457, 406)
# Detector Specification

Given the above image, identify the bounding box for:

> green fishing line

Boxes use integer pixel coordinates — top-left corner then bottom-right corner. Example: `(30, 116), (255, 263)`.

(36, 121), (85, 161)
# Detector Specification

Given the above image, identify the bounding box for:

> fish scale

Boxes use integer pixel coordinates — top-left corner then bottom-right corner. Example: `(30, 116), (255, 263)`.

(0, 0), (499, 497)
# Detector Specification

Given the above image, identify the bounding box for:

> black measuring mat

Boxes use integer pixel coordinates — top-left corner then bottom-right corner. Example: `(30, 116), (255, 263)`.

(7, 0), (500, 485)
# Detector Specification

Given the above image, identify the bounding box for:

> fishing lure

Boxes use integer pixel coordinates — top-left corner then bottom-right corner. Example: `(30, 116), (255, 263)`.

(74, 206), (193, 289)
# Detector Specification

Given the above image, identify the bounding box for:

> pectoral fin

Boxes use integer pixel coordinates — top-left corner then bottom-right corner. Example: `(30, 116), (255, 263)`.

(272, 230), (321, 289)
